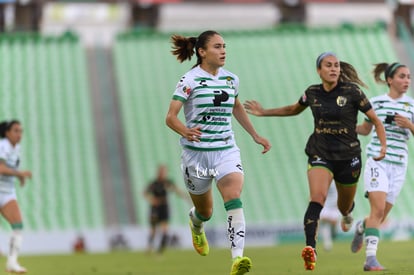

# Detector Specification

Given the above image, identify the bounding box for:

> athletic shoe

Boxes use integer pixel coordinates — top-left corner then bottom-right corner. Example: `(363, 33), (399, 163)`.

(301, 246), (317, 271)
(189, 220), (209, 256)
(6, 260), (27, 274)
(341, 214), (354, 232)
(230, 256), (252, 275)
(351, 220), (364, 253)
(363, 256), (385, 271)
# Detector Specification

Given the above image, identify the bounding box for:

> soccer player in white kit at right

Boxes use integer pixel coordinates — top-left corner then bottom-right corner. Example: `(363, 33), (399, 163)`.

(352, 62), (414, 271)
(166, 30), (271, 275)
(0, 120), (32, 274)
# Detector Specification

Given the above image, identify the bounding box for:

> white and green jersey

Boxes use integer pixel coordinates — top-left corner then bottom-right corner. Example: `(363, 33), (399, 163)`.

(0, 138), (20, 193)
(172, 65), (239, 151)
(366, 94), (414, 165)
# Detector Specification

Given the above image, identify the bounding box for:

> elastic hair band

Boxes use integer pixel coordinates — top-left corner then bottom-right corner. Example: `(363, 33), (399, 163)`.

(316, 51), (337, 68)
(385, 62), (404, 79)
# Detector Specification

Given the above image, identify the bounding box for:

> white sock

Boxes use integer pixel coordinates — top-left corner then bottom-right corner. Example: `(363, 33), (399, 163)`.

(189, 207), (204, 234)
(357, 221), (364, 234)
(8, 232), (22, 264)
(227, 208), (245, 259)
(320, 222), (333, 250)
(365, 235), (379, 257)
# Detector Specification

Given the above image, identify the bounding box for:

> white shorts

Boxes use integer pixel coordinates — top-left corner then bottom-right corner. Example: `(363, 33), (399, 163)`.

(181, 146), (244, 195)
(364, 157), (407, 205)
(0, 191), (16, 208)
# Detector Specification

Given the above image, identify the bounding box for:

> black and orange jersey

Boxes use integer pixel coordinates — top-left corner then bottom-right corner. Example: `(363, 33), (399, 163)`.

(298, 82), (372, 160)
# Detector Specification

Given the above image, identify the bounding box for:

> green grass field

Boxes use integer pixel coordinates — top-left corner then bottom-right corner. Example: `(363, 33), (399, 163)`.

(16, 240), (414, 275)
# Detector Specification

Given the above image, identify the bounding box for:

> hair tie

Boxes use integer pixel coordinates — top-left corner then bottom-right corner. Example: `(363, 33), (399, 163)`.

(316, 52), (337, 68)
(384, 62), (403, 79)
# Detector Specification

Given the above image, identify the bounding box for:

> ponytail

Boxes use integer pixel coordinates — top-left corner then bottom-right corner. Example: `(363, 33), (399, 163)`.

(373, 62), (406, 86)
(339, 61), (368, 88)
(170, 35), (197, 63)
(170, 30), (221, 68)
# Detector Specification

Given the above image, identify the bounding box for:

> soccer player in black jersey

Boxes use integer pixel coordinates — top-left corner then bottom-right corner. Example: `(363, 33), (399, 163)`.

(144, 164), (189, 254)
(244, 52), (387, 271)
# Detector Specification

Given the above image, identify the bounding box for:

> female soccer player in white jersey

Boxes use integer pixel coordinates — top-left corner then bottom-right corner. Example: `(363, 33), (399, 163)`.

(243, 52), (387, 271)
(0, 120), (32, 274)
(351, 62), (414, 271)
(165, 30), (271, 275)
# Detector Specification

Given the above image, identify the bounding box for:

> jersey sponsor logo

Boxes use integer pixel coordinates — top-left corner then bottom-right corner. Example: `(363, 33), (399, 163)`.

(315, 127), (349, 135)
(384, 112), (396, 124)
(176, 76), (186, 88)
(318, 119), (340, 125)
(305, 218), (314, 225)
(213, 90), (229, 106)
(336, 96), (347, 107)
(310, 155), (327, 165)
(227, 215), (245, 249)
(195, 163), (219, 178)
(350, 157), (360, 167)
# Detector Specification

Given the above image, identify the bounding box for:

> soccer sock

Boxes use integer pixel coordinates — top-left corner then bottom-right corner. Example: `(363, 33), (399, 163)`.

(148, 228), (155, 249)
(357, 219), (365, 234)
(189, 207), (210, 234)
(365, 228), (380, 257)
(348, 201), (355, 214)
(8, 230), (22, 263)
(303, 201), (323, 248)
(158, 233), (169, 253)
(224, 198), (245, 259)
(319, 222), (333, 250)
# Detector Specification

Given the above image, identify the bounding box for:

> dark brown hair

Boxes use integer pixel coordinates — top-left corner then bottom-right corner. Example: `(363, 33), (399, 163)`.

(339, 61), (368, 88)
(316, 52), (367, 88)
(373, 62), (406, 86)
(0, 120), (20, 138)
(171, 30), (220, 68)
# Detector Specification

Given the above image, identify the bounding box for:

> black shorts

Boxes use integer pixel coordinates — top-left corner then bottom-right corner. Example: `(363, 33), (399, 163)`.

(307, 155), (362, 185)
(149, 204), (169, 225)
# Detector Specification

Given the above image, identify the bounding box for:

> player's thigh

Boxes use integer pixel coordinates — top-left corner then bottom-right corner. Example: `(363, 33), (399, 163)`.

(181, 149), (214, 195)
(386, 164), (407, 204)
(0, 199), (22, 224)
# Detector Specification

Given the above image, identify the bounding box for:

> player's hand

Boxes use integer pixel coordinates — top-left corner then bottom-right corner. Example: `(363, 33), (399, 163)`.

(373, 146), (386, 161)
(253, 135), (271, 154)
(394, 113), (413, 129)
(17, 170), (32, 187)
(184, 127), (202, 142)
(244, 100), (265, 116)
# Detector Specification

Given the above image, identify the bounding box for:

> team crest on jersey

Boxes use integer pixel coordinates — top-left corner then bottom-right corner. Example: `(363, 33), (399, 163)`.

(352, 169), (360, 178)
(370, 178), (379, 188)
(336, 96), (347, 107)
(226, 77), (234, 88)
(404, 102), (411, 112)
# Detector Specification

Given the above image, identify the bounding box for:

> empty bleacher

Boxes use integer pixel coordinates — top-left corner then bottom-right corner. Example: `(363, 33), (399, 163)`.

(0, 33), (104, 231)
